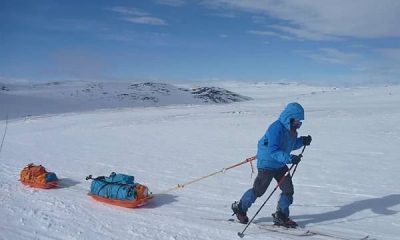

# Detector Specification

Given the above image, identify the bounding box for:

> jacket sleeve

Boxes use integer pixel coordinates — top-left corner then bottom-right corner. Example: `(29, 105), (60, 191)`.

(293, 137), (304, 150)
(267, 123), (291, 164)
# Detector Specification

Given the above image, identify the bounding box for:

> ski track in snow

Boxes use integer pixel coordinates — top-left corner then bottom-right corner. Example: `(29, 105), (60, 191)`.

(0, 83), (399, 239)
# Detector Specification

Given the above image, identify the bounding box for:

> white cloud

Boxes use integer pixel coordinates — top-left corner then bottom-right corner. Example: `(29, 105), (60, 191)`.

(110, 6), (167, 26)
(102, 31), (170, 46)
(297, 47), (400, 84)
(350, 44), (369, 49)
(123, 16), (167, 26)
(271, 25), (341, 41)
(154, 0), (185, 7)
(203, 0), (400, 40)
(300, 48), (361, 65)
(248, 30), (294, 40)
(251, 16), (266, 24)
(249, 26), (341, 41)
(377, 48), (400, 60)
(110, 6), (148, 16)
(208, 12), (238, 18)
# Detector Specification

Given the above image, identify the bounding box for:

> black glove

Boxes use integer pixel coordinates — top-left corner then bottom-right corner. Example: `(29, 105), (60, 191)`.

(302, 135), (312, 146)
(290, 154), (302, 164)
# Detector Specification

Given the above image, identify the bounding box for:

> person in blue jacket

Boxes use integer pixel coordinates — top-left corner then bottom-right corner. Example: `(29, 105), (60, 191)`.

(232, 102), (312, 228)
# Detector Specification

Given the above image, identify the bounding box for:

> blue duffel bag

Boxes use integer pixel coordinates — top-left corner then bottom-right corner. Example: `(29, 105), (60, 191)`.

(89, 172), (136, 200)
(105, 172), (134, 184)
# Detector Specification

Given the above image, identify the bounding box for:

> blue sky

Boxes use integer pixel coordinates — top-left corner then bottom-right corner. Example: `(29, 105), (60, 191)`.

(1, 0), (400, 85)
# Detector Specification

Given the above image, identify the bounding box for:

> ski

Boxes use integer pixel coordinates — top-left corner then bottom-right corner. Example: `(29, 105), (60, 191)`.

(225, 218), (370, 240)
(254, 222), (316, 237)
(257, 222), (370, 240)
(227, 219), (315, 237)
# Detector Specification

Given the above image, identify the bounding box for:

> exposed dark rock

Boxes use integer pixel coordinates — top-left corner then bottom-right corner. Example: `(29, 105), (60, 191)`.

(189, 87), (252, 103)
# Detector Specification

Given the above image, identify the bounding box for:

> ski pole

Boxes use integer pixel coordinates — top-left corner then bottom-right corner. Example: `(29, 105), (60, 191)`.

(237, 164), (296, 238)
(238, 146), (306, 238)
(291, 145), (306, 177)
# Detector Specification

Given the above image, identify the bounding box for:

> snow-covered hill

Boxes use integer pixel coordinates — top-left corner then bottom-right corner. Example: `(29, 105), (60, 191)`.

(0, 81), (251, 120)
(0, 83), (399, 240)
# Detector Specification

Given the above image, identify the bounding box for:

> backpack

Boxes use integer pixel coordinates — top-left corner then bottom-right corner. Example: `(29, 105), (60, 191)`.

(89, 172), (149, 201)
(20, 163), (58, 188)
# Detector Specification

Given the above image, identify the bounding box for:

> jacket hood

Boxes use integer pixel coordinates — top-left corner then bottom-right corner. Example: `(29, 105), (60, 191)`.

(279, 102), (304, 130)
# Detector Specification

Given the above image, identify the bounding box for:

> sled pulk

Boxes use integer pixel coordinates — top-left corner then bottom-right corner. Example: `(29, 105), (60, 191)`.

(85, 172), (151, 208)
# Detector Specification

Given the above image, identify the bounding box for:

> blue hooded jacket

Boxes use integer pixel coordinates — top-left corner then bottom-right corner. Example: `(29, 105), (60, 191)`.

(256, 102), (305, 170)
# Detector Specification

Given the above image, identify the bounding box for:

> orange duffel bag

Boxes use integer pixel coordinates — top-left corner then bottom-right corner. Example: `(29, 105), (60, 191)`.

(20, 163), (59, 189)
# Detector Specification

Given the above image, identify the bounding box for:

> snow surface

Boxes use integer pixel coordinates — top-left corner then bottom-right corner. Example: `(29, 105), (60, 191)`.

(0, 82), (399, 240)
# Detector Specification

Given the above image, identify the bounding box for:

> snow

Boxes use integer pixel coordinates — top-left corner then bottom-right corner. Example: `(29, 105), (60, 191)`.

(0, 82), (399, 240)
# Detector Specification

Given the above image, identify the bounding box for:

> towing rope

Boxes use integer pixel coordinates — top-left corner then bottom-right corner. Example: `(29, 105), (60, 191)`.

(154, 155), (256, 195)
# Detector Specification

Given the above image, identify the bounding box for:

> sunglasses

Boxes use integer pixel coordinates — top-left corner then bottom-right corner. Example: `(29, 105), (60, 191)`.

(291, 119), (302, 129)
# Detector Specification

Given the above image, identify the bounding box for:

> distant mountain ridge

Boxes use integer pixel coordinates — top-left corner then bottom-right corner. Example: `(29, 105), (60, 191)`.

(0, 81), (251, 120)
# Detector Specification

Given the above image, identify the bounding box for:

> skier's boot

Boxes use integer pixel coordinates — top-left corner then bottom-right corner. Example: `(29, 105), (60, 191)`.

(272, 210), (298, 228)
(231, 201), (249, 224)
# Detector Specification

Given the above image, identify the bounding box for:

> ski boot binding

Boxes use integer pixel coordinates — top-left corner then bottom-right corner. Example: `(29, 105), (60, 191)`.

(231, 201), (249, 224)
(272, 210), (298, 228)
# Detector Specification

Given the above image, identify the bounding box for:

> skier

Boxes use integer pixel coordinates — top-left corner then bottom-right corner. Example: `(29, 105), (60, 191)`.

(232, 102), (312, 228)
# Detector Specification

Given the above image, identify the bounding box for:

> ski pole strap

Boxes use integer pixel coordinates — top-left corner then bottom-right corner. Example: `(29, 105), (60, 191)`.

(249, 160), (255, 179)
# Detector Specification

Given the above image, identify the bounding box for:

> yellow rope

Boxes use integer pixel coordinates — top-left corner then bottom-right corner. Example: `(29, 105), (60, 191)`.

(154, 155), (256, 195)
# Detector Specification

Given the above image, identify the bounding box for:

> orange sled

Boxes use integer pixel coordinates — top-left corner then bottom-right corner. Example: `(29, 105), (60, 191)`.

(21, 180), (59, 189)
(88, 193), (152, 208)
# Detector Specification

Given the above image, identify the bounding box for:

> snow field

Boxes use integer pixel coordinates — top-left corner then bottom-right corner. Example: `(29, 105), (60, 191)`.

(0, 83), (399, 239)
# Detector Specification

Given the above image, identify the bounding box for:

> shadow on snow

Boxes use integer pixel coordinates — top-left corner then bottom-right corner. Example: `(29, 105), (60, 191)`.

(254, 194), (400, 227)
(143, 193), (178, 208)
(57, 178), (82, 188)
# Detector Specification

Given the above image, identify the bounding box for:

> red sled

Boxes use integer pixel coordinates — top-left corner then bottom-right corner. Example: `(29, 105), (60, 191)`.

(88, 193), (152, 208)
(21, 180), (59, 189)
